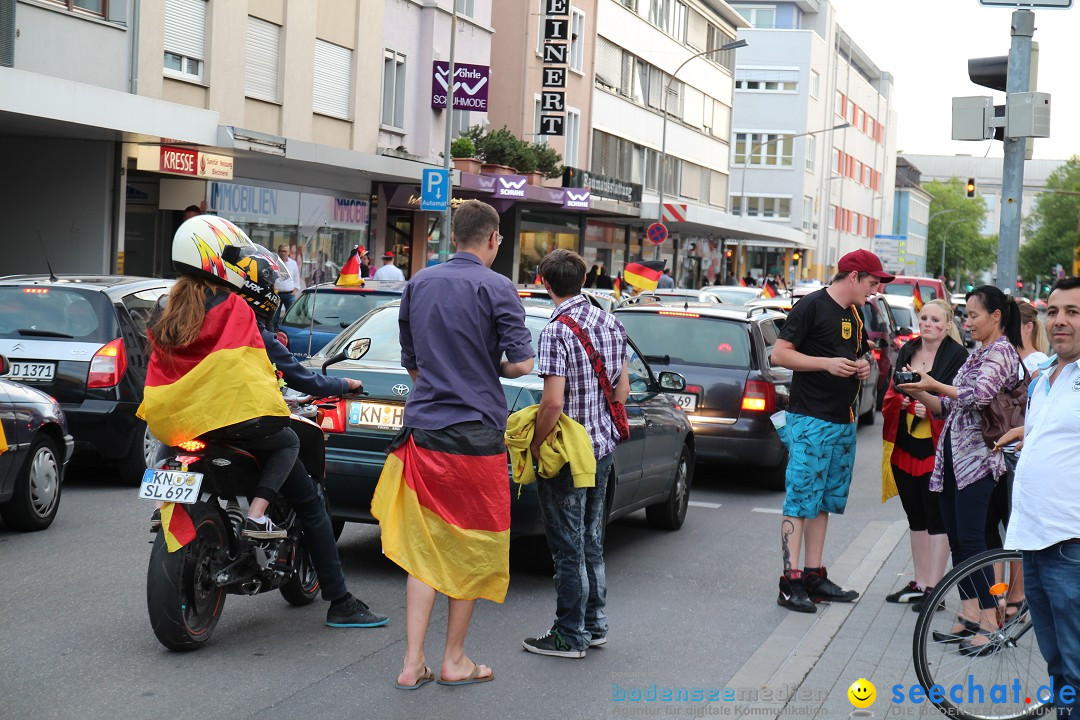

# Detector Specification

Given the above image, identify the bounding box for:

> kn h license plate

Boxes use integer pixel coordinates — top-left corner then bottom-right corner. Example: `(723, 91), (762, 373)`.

(138, 469), (204, 504)
(348, 400), (405, 430)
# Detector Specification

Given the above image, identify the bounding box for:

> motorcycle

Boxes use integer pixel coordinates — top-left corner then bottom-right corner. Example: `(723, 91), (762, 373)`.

(141, 338), (370, 651)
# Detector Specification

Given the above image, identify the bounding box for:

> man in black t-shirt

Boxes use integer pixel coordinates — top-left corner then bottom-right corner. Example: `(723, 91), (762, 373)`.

(771, 249), (894, 613)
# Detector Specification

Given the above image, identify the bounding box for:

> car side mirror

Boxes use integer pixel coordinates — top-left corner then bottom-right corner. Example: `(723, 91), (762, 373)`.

(0, 354), (8, 376)
(346, 338), (371, 360)
(898, 327), (913, 336)
(657, 371), (686, 392)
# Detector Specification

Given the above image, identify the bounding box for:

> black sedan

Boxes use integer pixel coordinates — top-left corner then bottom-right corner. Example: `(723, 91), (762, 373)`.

(303, 302), (696, 538)
(0, 355), (74, 531)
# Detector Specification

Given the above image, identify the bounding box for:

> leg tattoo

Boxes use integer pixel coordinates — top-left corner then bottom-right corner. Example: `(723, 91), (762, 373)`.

(781, 519), (795, 574)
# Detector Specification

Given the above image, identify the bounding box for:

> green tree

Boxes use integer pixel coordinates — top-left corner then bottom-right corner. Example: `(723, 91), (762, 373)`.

(1019, 156), (1080, 282)
(924, 178), (994, 286)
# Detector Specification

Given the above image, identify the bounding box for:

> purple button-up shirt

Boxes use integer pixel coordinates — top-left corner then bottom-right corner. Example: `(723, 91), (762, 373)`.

(931, 335), (1020, 492)
(399, 252), (534, 432)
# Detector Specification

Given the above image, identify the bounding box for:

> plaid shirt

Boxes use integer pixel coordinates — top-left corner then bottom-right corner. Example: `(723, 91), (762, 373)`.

(536, 294), (628, 459)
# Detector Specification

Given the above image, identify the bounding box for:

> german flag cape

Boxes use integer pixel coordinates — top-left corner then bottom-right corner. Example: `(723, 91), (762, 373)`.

(624, 260), (665, 292)
(881, 384), (945, 502)
(137, 292), (288, 446)
(372, 425), (510, 602)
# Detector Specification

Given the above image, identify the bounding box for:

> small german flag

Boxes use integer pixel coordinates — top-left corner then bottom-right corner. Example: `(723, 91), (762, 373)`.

(739, 277), (749, 288)
(337, 246), (366, 287)
(762, 281), (778, 299)
(624, 260), (665, 292)
(912, 284), (924, 312)
(161, 502), (196, 552)
(613, 277), (622, 302)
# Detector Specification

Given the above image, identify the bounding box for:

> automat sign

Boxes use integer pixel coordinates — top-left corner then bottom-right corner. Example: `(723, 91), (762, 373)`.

(540, 0), (569, 135)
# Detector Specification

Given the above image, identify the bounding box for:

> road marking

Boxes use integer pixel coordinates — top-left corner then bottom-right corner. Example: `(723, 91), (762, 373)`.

(751, 507), (782, 514)
(688, 500), (722, 509)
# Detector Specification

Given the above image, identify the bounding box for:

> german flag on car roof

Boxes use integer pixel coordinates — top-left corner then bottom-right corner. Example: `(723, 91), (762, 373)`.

(137, 292), (288, 446)
(624, 260), (665, 292)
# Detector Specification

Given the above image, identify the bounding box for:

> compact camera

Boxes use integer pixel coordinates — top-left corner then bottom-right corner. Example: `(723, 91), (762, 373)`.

(894, 371), (921, 385)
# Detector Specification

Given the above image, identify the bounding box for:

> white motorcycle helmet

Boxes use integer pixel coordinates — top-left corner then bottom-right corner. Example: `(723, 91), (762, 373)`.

(171, 215), (266, 291)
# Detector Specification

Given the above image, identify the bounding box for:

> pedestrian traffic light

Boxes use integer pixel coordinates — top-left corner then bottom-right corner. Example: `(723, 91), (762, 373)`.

(966, 178), (976, 198)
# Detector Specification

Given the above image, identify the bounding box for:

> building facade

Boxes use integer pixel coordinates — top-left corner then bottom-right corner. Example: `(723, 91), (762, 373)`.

(885, 157), (931, 277)
(728, 0), (897, 283)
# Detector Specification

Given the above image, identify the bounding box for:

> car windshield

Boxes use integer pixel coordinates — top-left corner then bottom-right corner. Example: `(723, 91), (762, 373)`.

(617, 313), (751, 368)
(885, 283), (939, 301)
(282, 290), (398, 330)
(0, 287), (114, 342)
(323, 305), (550, 368)
(889, 305), (918, 332)
(705, 288), (760, 304)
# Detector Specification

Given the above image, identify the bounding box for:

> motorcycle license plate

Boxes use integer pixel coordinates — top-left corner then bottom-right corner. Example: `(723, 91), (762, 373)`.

(138, 469), (204, 504)
(348, 400), (404, 430)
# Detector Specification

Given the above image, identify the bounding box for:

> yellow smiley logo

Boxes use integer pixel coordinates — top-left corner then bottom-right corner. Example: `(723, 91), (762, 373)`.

(848, 678), (876, 708)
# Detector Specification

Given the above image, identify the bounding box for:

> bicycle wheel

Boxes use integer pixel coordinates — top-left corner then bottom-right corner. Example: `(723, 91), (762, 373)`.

(913, 548), (1050, 720)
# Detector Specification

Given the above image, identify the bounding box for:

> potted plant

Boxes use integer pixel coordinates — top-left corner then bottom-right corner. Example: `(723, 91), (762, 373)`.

(533, 142), (564, 179)
(476, 127), (520, 175)
(510, 140), (543, 185)
(450, 136), (482, 174)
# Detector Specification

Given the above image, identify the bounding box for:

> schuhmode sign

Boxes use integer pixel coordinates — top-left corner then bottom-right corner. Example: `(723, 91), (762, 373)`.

(431, 62), (490, 111)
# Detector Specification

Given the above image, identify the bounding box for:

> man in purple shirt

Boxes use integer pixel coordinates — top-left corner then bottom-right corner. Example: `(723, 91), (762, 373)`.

(374, 200), (534, 690)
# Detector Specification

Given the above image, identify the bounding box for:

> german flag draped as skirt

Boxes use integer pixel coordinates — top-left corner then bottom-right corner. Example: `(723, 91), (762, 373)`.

(137, 291), (289, 446)
(372, 422), (511, 603)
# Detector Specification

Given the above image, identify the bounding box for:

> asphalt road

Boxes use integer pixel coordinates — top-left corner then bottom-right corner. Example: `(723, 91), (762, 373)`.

(0, 422), (900, 720)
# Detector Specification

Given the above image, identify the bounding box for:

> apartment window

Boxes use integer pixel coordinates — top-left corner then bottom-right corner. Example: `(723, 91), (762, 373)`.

(163, 0), (206, 82)
(732, 195), (791, 219)
(802, 196), (814, 231)
(313, 40), (354, 119)
(835, 91), (845, 117)
(452, 110), (470, 139)
(379, 49), (405, 127)
(245, 17), (281, 103)
(672, 1), (688, 42)
(805, 135), (816, 172)
(734, 132), (793, 167)
(565, 109), (581, 167)
(735, 68), (798, 93)
(732, 5), (776, 28)
(533, 95), (546, 145)
(681, 163), (701, 200)
(649, 0), (672, 32)
(455, 0), (474, 17)
(810, 70), (820, 98)
(48, 0), (105, 16)
(833, 148), (842, 175)
(592, 130), (645, 185)
(595, 37), (622, 92)
(829, 204), (839, 230)
(620, 0), (637, 9)
(706, 25), (737, 71)
(570, 9), (585, 72)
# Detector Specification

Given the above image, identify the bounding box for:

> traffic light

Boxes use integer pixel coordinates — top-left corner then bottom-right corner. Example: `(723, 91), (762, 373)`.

(966, 178), (976, 198)
(1016, 280), (1024, 290)
(792, 251), (801, 262)
(725, 249), (733, 259)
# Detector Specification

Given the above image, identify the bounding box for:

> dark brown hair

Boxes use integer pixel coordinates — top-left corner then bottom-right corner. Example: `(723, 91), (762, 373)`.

(539, 249), (587, 298)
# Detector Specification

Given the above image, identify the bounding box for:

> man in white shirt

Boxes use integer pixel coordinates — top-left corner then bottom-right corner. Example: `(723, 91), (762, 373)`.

(373, 251), (406, 282)
(1004, 276), (1080, 720)
(274, 244), (301, 329)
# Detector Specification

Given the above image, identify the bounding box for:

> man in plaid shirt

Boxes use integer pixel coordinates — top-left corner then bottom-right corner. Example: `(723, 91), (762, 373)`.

(523, 249), (630, 659)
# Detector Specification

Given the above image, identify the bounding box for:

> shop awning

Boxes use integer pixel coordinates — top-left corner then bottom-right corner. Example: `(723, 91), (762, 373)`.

(639, 201), (811, 248)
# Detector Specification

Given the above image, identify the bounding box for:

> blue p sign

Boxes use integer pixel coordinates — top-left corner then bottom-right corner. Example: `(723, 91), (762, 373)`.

(421, 169), (450, 212)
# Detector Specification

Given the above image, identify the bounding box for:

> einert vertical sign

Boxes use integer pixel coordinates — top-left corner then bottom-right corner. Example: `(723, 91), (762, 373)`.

(540, 0), (569, 135)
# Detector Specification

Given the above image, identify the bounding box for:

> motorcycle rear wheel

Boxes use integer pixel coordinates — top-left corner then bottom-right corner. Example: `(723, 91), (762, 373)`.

(146, 502), (229, 651)
(279, 542), (320, 606)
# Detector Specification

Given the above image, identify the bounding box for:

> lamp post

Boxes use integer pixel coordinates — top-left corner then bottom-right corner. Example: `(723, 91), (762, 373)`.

(655, 38), (748, 260)
(735, 122), (849, 278)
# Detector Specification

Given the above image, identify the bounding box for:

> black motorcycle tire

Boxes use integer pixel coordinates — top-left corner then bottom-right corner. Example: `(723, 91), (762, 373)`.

(146, 502), (229, 651)
(279, 541), (320, 606)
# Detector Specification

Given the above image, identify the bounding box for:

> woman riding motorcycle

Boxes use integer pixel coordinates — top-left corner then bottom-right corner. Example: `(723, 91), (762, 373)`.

(138, 215), (297, 540)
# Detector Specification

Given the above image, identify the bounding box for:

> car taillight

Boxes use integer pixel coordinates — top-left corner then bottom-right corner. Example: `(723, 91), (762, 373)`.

(87, 337), (127, 388)
(685, 384), (703, 395)
(317, 399), (348, 433)
(873, 349), (882, 362)
(741, 379), (776, 413)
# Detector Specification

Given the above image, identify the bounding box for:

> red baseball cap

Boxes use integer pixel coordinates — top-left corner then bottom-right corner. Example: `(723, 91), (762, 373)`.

(837, 249), (895, 283)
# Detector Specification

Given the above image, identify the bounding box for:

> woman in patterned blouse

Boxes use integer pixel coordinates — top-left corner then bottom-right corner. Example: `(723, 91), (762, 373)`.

(898, 285), (1023, 657)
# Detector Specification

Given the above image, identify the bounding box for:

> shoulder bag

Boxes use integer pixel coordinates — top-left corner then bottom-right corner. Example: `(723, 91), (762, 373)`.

(980, 361), (1030, 447)
(556, 314), (631, 443)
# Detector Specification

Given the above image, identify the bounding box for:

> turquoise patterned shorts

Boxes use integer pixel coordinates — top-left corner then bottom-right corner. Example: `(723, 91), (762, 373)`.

(779, 412), (857, 518)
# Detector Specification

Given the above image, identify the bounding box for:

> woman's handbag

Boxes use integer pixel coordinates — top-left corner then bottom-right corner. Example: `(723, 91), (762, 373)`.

(556, 315), (631, 443)
(980, 362), (1030, 447)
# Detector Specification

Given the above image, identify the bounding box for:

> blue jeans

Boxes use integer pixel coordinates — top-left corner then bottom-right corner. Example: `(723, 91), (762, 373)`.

(1023, 542), (1080, 720)
(537, 453), (614, 650)
(274, 291), (297, 329)
(278, 457), (348, 602)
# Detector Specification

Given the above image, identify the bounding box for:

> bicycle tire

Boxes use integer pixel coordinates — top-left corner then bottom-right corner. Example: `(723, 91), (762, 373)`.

(913, 548), (1050, 720)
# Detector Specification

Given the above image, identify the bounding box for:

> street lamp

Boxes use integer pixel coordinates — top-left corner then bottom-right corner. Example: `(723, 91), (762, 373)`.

(734, 122), (849, 278)
(655, 38), (749, 260)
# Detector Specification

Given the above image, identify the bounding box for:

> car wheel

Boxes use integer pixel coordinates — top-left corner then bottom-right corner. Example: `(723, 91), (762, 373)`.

(0, 436), (62, 531)
(762, 447), (788, 492)
(120, 420), (157, 486)
(646, 444), (693, 531)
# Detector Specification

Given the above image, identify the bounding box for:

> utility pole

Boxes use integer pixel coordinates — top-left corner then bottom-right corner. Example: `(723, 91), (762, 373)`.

(438, 7), (458, 262)
(996, 9), (1034, 291)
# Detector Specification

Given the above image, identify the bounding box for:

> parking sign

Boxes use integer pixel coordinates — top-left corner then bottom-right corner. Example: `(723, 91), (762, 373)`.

(421, 169), (450, 212)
